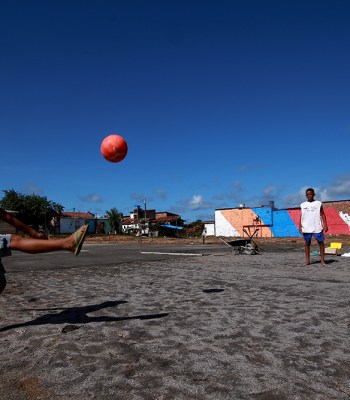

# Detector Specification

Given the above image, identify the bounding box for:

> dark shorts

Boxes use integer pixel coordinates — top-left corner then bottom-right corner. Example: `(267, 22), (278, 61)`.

(302, 231), (325, 244)
(0, 234), (11, 257)
(0, 234), (10, 287)
(0, 259), (6, 282)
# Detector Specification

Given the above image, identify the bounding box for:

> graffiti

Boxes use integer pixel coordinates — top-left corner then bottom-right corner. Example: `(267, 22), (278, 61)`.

(215, 202), (350, 237)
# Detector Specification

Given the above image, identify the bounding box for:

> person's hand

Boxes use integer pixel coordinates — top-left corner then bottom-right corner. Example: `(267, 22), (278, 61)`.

(33, 231), (49, 240)
(324, 226), (329, 233)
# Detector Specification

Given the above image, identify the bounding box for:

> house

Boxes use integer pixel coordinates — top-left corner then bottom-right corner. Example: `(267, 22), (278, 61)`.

(202, 221), (215, 236)
(121, 208), (183, 236)
(154, 212), (184, 236)
(58, 212), (111, 234)
(121, 216), (144, 235)
(57, 207), (185, 236)
(121, 206), (155, 235)
(155, 212), (183, 226)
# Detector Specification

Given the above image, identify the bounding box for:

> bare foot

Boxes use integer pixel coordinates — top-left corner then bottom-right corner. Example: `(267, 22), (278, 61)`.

(73, 224), (89, 255)
(66, 224), (89, 254)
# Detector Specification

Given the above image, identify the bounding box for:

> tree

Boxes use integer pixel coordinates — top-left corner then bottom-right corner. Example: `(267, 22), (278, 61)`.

(0, 189), (64, 230)
(105, 207), (122, 234)
(185, 220), (204, 238)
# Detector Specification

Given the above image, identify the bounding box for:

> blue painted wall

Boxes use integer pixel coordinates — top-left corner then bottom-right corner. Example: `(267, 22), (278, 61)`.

(271, 210), (301, 237)
(252, 207), (273, 225)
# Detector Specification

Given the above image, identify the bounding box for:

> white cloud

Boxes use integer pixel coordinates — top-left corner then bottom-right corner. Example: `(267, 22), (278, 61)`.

(23, 181), (43, 195)
(263, 185), (276, 197)
(79, 193), (104, 203)
(189, 195), (203, 210)
(280, 176), (350, 209)
(130, 192), (145, 201)
(173, 194), (219, 215)
(320, 175), (350, 200)
(154, 189), (167, 200)
(186, 195), (219, 211)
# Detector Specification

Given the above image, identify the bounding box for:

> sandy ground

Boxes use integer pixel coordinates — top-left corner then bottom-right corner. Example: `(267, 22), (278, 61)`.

(1, 241), (350, 400)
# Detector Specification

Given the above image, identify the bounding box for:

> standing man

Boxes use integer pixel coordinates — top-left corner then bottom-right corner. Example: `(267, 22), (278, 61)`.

(299, 188), (328, 266)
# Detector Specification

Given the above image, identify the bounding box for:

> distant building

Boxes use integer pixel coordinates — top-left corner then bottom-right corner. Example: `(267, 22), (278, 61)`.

(58, 212), (111, 234)
(122, 208), (183, 236)
(202, 221), (215, 236)
(215, 200), (350, 237)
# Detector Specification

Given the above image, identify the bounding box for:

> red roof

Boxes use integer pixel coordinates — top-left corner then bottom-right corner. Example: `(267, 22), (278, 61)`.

(62, 212), (95, 219)
(154, 215), (180, 223)
(122, 217), (134, 224)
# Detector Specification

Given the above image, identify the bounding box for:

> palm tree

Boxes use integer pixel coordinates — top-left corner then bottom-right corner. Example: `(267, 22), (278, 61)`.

(105, 207), (122, 234)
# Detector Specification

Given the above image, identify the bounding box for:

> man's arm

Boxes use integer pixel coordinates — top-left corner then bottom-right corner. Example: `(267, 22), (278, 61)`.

(320, 206), (328, 232)
(0, 208), (48, 239)
(298, 207), (303, 233)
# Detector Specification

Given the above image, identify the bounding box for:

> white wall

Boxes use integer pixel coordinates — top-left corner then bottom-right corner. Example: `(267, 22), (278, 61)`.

(203, 222), (215, 236)
(214, 210), (240, 237)
(340, 211), (350, 227)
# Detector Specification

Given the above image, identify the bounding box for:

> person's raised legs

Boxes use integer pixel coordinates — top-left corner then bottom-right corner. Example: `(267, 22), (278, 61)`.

(9, 224), (89, 255)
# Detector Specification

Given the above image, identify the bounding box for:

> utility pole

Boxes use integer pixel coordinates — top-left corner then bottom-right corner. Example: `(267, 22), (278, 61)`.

(144, 198), (147, 235)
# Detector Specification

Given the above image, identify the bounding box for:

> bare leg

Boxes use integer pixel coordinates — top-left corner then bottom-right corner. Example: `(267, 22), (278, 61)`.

(9, 225), (88, 254)
(305, 242), (311, 265)
(10, 234), (71, 253)
(319, 242), (326, 266)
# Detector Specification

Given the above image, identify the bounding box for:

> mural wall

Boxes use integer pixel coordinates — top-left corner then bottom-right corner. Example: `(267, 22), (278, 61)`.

(215, 200), (350, 238)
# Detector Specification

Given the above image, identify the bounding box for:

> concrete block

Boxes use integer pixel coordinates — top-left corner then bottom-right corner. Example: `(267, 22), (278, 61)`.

(325, 247), (337, 255)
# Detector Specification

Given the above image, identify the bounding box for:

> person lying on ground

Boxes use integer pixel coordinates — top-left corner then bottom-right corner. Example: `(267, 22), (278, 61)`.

(0, 207), (89, 294)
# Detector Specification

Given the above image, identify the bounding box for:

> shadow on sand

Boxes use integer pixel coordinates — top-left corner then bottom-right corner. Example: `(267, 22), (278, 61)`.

(0, 300), (169, 332)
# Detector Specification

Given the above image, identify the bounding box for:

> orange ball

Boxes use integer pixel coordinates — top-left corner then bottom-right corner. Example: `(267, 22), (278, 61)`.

(100, 134), (128, 163)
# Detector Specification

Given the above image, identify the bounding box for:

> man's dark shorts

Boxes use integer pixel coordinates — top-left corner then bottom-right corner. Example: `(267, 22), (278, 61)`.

(0, 234), (11, 286)
(0, 260), (6, 286)
(302, 231), (325, 244)
(0, 234), (11, 257)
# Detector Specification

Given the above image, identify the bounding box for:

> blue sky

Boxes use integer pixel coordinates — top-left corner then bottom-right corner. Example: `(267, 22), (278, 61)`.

(1, 0), (350, 222)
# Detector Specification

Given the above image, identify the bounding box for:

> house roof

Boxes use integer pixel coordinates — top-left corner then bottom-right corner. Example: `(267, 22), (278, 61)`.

(155, 215), (181, 223)
(155, 212), (179, 217)
(122, 217), (134, 225)
(62, 212), (95, 219)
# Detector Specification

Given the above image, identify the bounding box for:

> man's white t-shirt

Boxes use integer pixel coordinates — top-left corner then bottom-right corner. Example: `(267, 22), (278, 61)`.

(300, 200), (323, 233)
